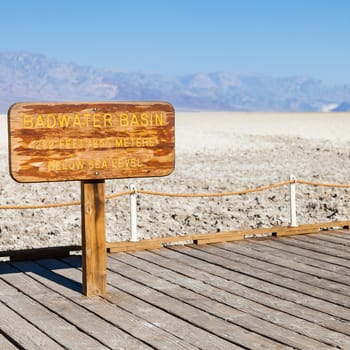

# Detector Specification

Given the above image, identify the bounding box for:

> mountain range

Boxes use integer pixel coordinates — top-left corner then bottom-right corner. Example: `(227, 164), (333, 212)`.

(1, 51), (349, 113)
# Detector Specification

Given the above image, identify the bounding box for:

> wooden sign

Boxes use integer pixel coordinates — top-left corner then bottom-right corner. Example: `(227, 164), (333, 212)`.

(8, 101), (175, 182)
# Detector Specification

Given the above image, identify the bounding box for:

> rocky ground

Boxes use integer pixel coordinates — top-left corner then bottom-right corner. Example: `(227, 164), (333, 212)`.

(1, 112), (350, 250)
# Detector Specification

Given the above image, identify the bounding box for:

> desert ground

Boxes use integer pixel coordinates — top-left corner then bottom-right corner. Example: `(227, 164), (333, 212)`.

(1, 112), (350, 251)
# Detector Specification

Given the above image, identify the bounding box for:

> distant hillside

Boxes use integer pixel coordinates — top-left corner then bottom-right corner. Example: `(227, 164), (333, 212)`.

(1, 51), (350, 112)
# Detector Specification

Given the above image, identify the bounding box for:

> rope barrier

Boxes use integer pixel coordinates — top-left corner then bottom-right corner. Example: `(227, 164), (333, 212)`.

(0, 190), (134, 210)
(0, 200), (80, 210)
(137, 180), (292, 198)
(105, 190), (134, 200)
(296, 179), (350, 189)
(0, 179), (349, 210)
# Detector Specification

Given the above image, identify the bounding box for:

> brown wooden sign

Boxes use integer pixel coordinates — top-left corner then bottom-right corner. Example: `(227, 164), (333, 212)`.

(8, 101), (175, 182)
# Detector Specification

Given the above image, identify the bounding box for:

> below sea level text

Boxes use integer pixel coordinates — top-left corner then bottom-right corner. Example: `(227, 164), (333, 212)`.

(48, 158), (141, 172)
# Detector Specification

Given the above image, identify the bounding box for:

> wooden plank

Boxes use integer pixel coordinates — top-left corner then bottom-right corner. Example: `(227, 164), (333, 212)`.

(258, 237), (350, 268)
(251, 239), (350, 276)
(107, 230), (247, 253)
(106, 221), (350, 253)
(52, 256), (238, 350)
(108, 240), (163, 253)
(164, 246), (350, 336)
(195, 243), (350, 303)
(193, 227), (276, 242)
(8, 101), (175, 182)
(105, 263), (247, 349)
(81, 180), (106, 296)
(0, 301), (64, 350)
(331, 233), (350, 241)
(276, 227), (321, 236)
(296, 221), (350, 230)
(292, 234), (350, 252)
(273, 220), (350, 237)
(103, 288), (236, 350)
(173, 245), (350, 321)
(0, 333), (19, 350)
(43, 256), (232, 350)
(106, 255), (293, 349)
(109, 254), (327, 349)
(0, 278), (107, 350)
(281, 236), (350, 260)
(216, 240), (350, 288)
(129, 248), (350, 348)
(309, 231), (350, 246)
(1, 234), (349, 349)
(194, 232), (246, 245)
(2, 261), (151, 349)
(13, 258), (200, 350)
(332, 229), (350, 239)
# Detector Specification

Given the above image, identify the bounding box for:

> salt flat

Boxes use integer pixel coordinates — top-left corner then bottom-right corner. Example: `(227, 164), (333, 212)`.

(1, 112), (350, 250)
(175, 112), (350, 152)
(2, 111), (350, 149)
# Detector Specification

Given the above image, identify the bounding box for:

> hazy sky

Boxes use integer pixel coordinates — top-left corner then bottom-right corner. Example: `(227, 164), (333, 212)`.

(1, 0), (349, 84)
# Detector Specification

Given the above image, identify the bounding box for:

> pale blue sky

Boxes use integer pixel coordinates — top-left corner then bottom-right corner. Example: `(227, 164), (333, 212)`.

(1, 0), (349, 84)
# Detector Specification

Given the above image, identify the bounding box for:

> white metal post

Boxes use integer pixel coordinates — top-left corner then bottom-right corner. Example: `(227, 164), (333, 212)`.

(289, 175), (297, 227)
(129, 183), (138, 241)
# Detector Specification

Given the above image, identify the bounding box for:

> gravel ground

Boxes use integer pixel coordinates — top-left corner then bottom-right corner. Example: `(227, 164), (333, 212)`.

(1, 112), (350, 250)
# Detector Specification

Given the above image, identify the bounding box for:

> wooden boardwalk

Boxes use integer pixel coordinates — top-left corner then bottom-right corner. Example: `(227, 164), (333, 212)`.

(0, 230), (350, 349)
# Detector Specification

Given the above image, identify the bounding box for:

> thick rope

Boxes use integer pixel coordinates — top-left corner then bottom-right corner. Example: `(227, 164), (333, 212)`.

(137, 180), (292, 198)
(0, 179), (349, 210)
(0, 191), (134, 210)
(105, 190), (134, 200)
(0, 200), (81, 210)
(296, 179), (350, 188)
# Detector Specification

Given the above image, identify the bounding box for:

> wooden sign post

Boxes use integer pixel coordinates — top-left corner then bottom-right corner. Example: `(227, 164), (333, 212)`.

(81, 180), (106, 296)
(8, 101), (175, 296)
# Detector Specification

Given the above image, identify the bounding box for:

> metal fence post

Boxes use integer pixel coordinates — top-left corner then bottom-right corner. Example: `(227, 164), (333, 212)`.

(289, 175), (297, 227)
(129, 183), (138, 242)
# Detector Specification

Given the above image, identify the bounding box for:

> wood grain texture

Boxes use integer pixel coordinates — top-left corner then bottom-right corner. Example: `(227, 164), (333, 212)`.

(106, 220), (350, 253)
(133, 248), (350, 347)
(0, 300), (64, 350)
(81, 180), (106, 296)
(1, 230), (350, 349)
(0, 333), (19, 350)
(1, 261), (148, 349)
(8, 101), (175, 182)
